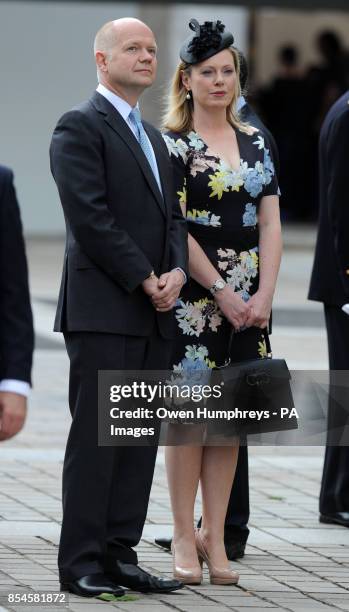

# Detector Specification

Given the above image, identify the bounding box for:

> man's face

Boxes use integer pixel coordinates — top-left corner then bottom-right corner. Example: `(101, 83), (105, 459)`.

(101, 24), (157, 93)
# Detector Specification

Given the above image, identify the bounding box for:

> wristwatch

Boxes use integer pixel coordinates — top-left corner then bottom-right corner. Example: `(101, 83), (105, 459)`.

(209, 279), (226, 295)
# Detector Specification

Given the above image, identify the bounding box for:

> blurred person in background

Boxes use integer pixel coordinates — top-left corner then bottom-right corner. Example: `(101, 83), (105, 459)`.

(304, 30), (349, 218)
(306, 31), (349, 130)
(257, 44), (307, 219)
(308, 90), (349, 528)
(0, 165), (34, 441)
(237, 50), (280, 180)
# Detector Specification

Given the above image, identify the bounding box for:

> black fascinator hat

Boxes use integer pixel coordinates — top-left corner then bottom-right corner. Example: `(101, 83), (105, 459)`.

(180, 18), (235, 65)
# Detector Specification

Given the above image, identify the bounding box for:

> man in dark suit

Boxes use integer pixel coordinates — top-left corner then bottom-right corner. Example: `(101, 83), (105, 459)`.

(155, 49), (280, 561)
(309, 91), (349, 528)
(238, 50), (280, 178)
(224, 50), (280, 555)
(0, 166), (34, 441)
(50, 18), (187, 598)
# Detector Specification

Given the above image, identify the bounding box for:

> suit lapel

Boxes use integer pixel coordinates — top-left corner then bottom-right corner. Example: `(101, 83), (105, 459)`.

(91, 92), (166, 216)
(143, 124), (173, 220)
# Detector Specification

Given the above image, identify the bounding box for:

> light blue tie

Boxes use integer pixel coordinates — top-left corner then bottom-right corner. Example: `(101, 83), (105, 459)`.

(129, 107), (162, 194)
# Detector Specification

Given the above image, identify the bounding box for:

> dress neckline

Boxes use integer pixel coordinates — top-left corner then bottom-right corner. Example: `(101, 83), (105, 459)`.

(190, 127), (244, 174)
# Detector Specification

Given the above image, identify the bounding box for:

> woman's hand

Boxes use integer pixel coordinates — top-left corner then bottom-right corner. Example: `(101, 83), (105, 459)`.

(245, 291), (273, 329)
(214, 285), (251, 330)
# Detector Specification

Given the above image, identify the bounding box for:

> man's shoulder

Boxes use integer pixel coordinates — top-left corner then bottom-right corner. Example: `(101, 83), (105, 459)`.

(71, 98), (94, 115)
(331, 91), (349, 116)
(0, 164), (13, 181)
(55, 92), (107, 128)
(323, 91), (349, 135)
(0, 165), (13, 196)
(58, 97), (95, 122)
(241, 103), (269, 134)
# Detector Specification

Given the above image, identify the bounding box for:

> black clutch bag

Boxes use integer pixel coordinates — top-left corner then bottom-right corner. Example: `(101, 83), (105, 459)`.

(213, 328), (297, 436)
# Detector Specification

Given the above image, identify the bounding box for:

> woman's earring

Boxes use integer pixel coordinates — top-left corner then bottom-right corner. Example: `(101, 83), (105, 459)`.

(186, 90), (191, 100)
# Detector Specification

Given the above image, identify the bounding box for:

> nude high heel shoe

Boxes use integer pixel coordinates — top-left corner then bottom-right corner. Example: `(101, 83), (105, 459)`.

(171, 541), (203, 585)
(195, 530), (239, 585)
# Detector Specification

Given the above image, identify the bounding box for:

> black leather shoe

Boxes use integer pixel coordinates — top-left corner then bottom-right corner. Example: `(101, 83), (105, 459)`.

(155, 537), (171, 551)
(155, 536), (246, 560)
(320, 512), (349, 527)
(105, 560), (183, 593)
(60, 573), (125, 598)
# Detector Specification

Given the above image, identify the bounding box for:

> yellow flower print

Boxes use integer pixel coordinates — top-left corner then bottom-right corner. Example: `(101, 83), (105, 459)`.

(251, 251), (258, 265)
(186, 209), (221, 227)
(195, 298), (210, 308)
(208, 171), (229, 200)
(177, 179), (187, 206)
(258, 338), (268, 358)
(205, 358), (217, 369)
(186, 209), (206, 221)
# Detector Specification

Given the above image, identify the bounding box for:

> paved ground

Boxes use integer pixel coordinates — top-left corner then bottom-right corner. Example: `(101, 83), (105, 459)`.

(1, 225), (349, 611)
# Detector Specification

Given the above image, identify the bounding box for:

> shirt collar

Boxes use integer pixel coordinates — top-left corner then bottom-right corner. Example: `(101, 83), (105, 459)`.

(237, 95), (246, 112)
(96, 83), (139, 121)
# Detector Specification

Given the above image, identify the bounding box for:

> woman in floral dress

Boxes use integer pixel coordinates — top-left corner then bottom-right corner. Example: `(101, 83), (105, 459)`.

(162, 20), (282, 585)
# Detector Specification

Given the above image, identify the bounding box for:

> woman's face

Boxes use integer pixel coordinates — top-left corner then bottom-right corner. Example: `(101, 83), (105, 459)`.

(182, 49), (237, 112)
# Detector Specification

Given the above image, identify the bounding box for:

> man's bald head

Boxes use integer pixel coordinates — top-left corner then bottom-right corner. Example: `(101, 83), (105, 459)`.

(94, 18), (154, 58)
(94, 17), (158, 105)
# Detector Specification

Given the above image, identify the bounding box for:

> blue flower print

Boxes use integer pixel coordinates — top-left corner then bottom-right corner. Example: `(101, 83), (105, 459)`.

(238, 289), (251, 302)
(263, 148), (275, 185)
(253, 134), (265, 150)
(176, 350), (211, 387)
(181, 356), (209, 372)
(243, 203), (257, 227)
(244, 167), (264, 198)
(188, 131), (205, 151)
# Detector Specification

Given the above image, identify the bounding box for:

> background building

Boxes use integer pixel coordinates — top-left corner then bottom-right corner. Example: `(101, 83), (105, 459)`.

(0, 0), (348, 233)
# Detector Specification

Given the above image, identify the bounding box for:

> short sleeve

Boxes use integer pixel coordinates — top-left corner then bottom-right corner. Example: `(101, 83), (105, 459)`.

(162, 131), (188, 212)
(262, 133), (280, 198)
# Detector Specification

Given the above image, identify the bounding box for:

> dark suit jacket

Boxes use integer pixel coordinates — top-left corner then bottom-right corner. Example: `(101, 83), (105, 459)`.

(50, 91), (188, 338)
(240, 102), (280, 179)
(308, 91), (349, 305)
(0, 166), (34, 383)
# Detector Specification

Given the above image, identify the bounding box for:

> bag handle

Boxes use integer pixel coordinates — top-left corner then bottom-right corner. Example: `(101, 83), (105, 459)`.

(220, 327), (272, 368)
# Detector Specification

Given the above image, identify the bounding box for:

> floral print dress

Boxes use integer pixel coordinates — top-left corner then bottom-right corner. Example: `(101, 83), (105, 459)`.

(163, 128), (279, 379)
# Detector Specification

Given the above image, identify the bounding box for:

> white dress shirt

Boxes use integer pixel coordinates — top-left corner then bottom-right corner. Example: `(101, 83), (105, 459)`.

(237, 95), (246, 112)
(0, 379), (30, 397)
(96, 84), (162, 190)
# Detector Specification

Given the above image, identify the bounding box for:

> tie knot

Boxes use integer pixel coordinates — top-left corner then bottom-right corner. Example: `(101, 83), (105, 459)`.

(130, 107), (142, 126)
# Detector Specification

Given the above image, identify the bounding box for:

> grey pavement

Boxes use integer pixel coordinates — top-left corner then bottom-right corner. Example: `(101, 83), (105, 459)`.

(1, 225), (349, 611)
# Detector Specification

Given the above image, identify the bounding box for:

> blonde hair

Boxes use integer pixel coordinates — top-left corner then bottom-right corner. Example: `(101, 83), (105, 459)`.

(162, 47), (250, 134)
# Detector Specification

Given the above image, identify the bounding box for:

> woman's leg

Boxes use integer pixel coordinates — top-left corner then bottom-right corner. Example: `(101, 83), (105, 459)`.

(165, 425), (205, 567)
(199, 443), (240, 567)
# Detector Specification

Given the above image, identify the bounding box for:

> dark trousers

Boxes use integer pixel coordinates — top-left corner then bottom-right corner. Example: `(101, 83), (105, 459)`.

(320, 305), (349, 515)
(224, 445), (250, 543)
(59, 327), (172, 582)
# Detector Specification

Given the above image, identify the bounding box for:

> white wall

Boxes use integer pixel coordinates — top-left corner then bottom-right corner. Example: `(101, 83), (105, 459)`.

(0, 1), (248, 235)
